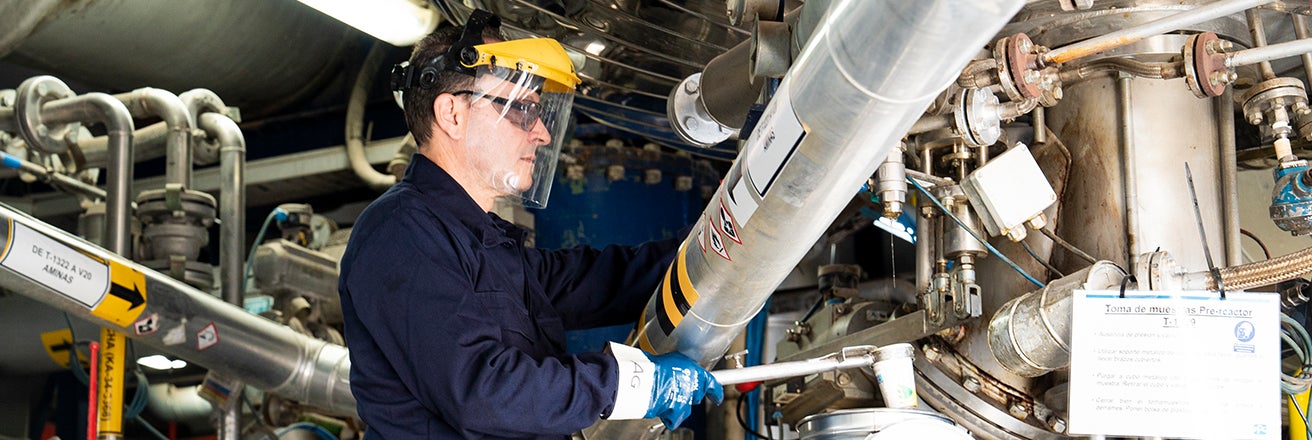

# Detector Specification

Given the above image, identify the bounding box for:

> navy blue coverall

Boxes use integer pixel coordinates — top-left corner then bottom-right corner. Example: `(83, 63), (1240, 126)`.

(338, 155), (681, 439)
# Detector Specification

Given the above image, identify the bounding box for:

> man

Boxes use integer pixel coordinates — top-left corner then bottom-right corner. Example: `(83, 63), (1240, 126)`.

(337, 10), (722, 439)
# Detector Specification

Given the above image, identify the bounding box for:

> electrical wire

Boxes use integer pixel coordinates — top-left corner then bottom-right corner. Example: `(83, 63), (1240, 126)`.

(906, 177), (1045, 288)
(736, 393), (771, 440)
(1037, 226), (1098, 265)
(1022, 240), (1064, 278)
(132, 415), (169, 440)
(1290, 394), (1312, 440)
(1240, 228), (1272, 260)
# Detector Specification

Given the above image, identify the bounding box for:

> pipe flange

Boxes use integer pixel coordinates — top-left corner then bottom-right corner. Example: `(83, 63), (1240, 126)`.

(667, 73), (736, 147)
(1183, 32), (1232, 98)
(135, 187), (218, 226)
(954, 88), (1002, 147)
(13, 76), (77, 155)
(996, 33), (1043, 101)
(1240, 77), (1307, 135)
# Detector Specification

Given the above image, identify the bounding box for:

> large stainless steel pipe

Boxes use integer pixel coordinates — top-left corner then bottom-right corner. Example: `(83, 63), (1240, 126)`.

(0, 204), (356, 416)
(586, 0), (1023, 437)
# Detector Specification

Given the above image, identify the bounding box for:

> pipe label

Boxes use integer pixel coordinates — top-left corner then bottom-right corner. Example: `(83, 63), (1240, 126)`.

(0, 219), (148, 327)
(743, 86), (806, 200)
(0, 220), (110, 309)
(1068, 290), (1278, 439)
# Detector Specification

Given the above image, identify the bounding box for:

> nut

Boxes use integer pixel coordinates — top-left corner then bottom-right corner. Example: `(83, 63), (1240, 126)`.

(962, 377), (982, 393)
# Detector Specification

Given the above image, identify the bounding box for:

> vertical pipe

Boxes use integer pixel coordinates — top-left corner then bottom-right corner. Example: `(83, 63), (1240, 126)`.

(1033, 107), (1047, 144)
(1293, 15), (1312, 89)
(1117, 74), (1141, 270)
(86, 341), (100, 440)
(200, 113), (246, 307)
(1246, 8), (1278, 81)
(37, 92), (134, 440)
(199, 112), (246, 440)
(1218, 88), (1241, 266)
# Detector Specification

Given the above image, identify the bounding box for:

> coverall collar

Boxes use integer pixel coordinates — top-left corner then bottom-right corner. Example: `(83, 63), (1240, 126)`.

(403, 154), (524, 248)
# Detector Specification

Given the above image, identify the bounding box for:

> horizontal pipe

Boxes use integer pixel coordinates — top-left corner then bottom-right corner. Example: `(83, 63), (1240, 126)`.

(0, 203), (357, 416)
(711, 346), (876, 385)
(1227, 37), (1312, 68)
(1043, 0), (1277, 65)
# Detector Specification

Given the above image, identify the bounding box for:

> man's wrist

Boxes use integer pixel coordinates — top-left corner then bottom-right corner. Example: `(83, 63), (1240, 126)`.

(604, 342), (654, 419)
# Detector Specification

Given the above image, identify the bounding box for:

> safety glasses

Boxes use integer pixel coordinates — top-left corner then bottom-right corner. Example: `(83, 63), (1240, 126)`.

(450, 90), (543, 131)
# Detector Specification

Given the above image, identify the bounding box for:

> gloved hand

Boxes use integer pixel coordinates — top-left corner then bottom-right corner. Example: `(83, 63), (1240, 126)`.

(604, 342), (725, 429)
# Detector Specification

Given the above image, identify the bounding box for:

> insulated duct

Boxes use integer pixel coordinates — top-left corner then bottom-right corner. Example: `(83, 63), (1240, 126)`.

(0, 204), (356, 416)
(586, 0), (1024, 436)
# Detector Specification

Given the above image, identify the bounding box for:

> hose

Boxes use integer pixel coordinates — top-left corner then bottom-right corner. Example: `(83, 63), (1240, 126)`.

(1204, 245), (1312, 291)
(346, 41), (397, 191)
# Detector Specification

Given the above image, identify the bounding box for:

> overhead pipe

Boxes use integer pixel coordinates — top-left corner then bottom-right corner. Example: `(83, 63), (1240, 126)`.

(0, 203), (357, 416)
(198, 113), (246, 312)
(586, 0), (1024, 436)
(1242, 9), (1277, 80)
(345, 42), (396, 191)
(1042, 0), (1277, 65)
(1226, 37), (1312, 70)
(112, 88), (194, 187)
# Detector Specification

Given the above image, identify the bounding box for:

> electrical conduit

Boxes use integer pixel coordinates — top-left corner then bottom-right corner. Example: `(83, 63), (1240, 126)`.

(346, 42), (396, 191)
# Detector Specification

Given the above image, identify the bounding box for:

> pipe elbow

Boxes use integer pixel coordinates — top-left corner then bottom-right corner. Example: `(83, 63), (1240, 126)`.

(179, 88), (228, 119)
(124, 87), (194, 130)
(78, 92), (136, 134)
(198, 112), (245, 151)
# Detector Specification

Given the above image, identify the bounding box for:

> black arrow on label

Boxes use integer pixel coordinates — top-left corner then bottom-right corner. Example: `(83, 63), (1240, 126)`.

(50, 340), (73, 354)
(109, 282), (145, 310)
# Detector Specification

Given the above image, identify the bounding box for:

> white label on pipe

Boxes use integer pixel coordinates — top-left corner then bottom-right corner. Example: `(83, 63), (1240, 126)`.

(1068, 290), (1279, 439)
(744, 86), (806, 199)
(0, 222), (110, 309)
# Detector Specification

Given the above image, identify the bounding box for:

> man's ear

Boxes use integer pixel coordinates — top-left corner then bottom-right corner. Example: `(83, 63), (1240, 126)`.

(432, 93), (466, 141)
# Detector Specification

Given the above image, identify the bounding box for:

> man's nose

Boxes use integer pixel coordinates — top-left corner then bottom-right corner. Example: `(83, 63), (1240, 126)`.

(530, 117), (551, 145)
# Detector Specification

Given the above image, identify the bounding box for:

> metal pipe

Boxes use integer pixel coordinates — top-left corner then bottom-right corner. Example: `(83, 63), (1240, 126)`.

(199, 113), (246, 314)
(1186, 244), (1312, 290)
(345, 42), (395, 191)
(112, 88), (193, 187)
(34, 90), (134, 440)
(0, 203), (357, 416)
(1243, 9), (1277, 80)
(178, 88), (227, 120)
(629, 0), (1023, 364)
(587, 1), (1024, 436)
(1033, 107), (1047, 144)
(1117, 74), (1141, 270)
(1294, 16), (1312, 89)
(76, 121), (172, 169)
(1226, 37), (1312, 70)
(987, 262), (1125, 377)
(1218, 89), (1241, 266)
(711, 346), (877, 385)
(909, 114), (952, 134)
(38, 93), (134, 255)
(1043, 0), (1277, 65)
(200, 111), (247, 440)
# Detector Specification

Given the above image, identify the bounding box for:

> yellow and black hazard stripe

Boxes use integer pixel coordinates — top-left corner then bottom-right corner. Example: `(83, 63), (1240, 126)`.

(653, 245), (700, 335)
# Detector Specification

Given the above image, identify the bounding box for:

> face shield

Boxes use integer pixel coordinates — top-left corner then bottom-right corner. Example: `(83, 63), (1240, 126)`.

(456, 40), (578, 208)
(390, 10), (580, 209)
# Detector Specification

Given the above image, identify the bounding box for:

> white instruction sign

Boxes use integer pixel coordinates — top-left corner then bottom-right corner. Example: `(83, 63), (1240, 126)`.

(744, 86), (806, 198)
(1, 222), (110, 309)
(1069, 290), (1279, 439)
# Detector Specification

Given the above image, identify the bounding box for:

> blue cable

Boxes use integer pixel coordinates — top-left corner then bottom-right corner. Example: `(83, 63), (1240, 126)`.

(905, 177), (1045, 288)
(243, 207), (287, 292)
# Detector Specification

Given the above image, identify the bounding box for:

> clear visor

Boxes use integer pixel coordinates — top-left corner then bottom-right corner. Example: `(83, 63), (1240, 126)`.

(463, 65), (573, 209)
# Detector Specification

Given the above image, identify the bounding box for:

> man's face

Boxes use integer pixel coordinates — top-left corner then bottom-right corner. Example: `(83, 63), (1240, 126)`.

(462, 75), (552, 197)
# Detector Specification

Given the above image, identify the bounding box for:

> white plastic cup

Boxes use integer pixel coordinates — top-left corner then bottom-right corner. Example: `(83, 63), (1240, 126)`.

(871, 343), (918, 408)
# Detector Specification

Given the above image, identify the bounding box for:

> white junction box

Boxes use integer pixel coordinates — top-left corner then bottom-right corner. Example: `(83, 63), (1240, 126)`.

(960, 143), (1056, 241)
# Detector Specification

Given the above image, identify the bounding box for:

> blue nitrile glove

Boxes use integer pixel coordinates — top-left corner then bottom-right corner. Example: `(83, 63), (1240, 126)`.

(604, 342), (725, 429)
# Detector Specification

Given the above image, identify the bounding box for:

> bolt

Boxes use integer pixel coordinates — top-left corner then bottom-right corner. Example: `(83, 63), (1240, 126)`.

(34, 125), (47, 137)
(1023, 70), (1041, 85)
(1017, 37), (1032, 54)
(684, 79), (699, 94)
(922, 346), (941, 362)
(1250, 114), (1264, 125)
(1052, 86), (1063, 100)
(1009, 402), (1030, 419)
(1048, 417), (1067, 433)
(962, 377), (982, 393)
(836, 372), (851, 386)
(35, 83), (49, 96)
(1227, 71), (1238, 82)
(1221, 40), (1234, 51)
(684, 117), (699, 130)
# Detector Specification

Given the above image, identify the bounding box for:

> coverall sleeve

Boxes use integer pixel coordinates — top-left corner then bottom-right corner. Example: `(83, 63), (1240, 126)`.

(343, 207), (622, 436)
(523, 229), (688, 329)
